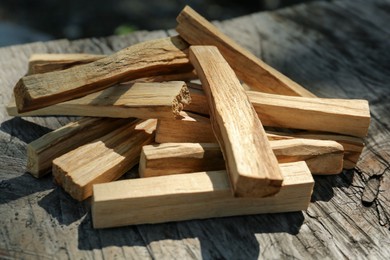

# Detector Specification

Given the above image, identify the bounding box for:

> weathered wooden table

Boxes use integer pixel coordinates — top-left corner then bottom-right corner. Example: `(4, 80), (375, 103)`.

(1, 0), (389, 258)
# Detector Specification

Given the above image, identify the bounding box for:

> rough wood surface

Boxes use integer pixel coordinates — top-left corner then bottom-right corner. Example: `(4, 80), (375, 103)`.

(0, 0), (389, 258)
(52, 119), (156, 201)
(140, 140), (343, 177)
(27, 117), (130, 177)
(8, 81), (191, 119)
(177, 6), (315, 97)
(13, 36), (191, 113)
(93, 161), (314, 228)
(189, 45), (283, 197)
(28, 53), (105, 74)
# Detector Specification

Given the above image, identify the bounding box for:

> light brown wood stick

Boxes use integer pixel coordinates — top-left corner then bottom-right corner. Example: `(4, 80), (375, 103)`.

(140, 140), (343, 177)
(27, 117), (132, 178)
(28, 53), (105, 74)
(92, 161), (314, 228)
(176, 6), (315, 97)
(28, 53), (198, 82)
(156, 113), (363, 169)
(186, 86), (370, 137)
(274, 132), (364, 170)
(8, 81), (191, 118)
(189, 46), (283, 197)
(14, 36), (191, 113)
(52, 119), (156, 201)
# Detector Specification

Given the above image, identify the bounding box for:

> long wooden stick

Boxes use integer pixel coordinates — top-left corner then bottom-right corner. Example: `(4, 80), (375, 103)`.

(8, 81), (191, 118)
(28, 53), (105, 74)
(14, 36), (191, 113)
(92, 161), (314, 228)
(176, 6), (315, 97)
(156, 113), (363, 169)
(140, 139), (343, 176)
(189, 46), (283, 197)
(52, 119), (156, 201)
(28, 53), (198, 82)
(186, 86), (370, 137)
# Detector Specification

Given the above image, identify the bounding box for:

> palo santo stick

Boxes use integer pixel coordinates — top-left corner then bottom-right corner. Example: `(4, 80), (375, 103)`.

(27, 117), (131, 178)
(8, 81), (191, 118)
(14, 36), (191, 113)
(28, 53), (105, 74)
(28, 53), (198, 82)
(52, 119), (156, 201)
(189, 46), (283, 197)
(176, 6), (315, 97)
(275, 132), (364, 170)
(140, 140), (343, 177)
(92, 161), (314, 228)
(156, 113), (362, 169)
(186, 86), (370, 137)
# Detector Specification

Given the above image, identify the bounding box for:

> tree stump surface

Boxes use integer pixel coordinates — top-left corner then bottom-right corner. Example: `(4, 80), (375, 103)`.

(1, 0), (389, 258)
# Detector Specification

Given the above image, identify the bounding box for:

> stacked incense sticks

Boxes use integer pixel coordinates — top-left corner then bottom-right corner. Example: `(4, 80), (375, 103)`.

(8, 6), (370, 228)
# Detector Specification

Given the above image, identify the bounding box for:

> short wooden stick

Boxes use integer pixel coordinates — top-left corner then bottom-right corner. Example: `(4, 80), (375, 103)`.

(140, 139), (343, 176)
(52, 119), (156, 201)
(27, 117), (131, 178)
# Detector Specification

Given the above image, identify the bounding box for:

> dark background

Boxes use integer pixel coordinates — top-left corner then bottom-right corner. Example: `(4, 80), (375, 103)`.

(0, 0), (325, 47)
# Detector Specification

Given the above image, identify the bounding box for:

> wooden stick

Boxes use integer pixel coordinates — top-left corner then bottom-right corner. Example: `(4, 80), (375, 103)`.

(92, 161), (314, 228)
(276, 132), (364, 170)
(189, 46), (283, 197)
(186, 86), (370, 137)
(140, 139), (343, 177)
(8, 81), (191, 118)
(27, 117), (131, 178)
(28, 53), (198, 82)
(52, 119), (156, 201)
(28, 53), (105, 74)
(156, 113), (363, 169)
(14, 36), (191, 113)
(176, 6), (315, 97)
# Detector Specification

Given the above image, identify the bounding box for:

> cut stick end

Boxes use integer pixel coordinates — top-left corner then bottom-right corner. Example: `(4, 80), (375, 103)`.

(13, 78), (31, 113)
(172, 83), (192, 117)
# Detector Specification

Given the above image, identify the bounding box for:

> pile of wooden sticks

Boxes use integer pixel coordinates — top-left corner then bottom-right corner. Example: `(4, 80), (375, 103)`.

(8, 6), (370, 228)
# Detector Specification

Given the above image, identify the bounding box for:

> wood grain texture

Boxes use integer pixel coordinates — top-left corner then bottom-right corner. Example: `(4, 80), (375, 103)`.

(27, 117), (130, 178)
(13, 36), (191, 113)
(93, 161), (314, 228)
(140, 140), (343, 177)
(1, 1), (389, 259)
(8, 81), (191, 119)
(28, 53), (105, 74)
(189, 45), (283, 197)
(177, 6), (315, 97)
(187, 87), (370, 137)
(52, 119), (156, 201)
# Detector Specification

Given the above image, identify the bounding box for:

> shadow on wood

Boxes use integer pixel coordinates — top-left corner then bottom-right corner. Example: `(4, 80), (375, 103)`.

(77, 211), (305, 259)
